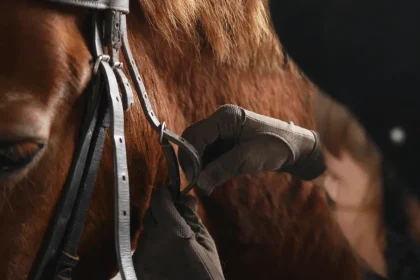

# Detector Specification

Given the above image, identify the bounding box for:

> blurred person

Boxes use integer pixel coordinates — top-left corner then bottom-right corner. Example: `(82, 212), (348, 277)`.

(314, 93), (386, 277)
(314, 92), (420, 279)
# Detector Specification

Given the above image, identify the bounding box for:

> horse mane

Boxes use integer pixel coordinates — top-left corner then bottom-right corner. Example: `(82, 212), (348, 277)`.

(138, 0), (287, 68)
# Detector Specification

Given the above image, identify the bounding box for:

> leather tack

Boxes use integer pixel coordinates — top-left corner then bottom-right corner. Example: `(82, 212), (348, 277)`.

(30, 2), (202, 280)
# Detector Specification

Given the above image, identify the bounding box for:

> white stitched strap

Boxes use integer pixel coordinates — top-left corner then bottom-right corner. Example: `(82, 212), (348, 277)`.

(93, 13), (137, 280)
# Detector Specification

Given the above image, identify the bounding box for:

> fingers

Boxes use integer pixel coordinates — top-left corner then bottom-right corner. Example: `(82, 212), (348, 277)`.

(175, 195), (216, 251)
(194, 136), (293, 195)
(176, 195), (198, 225)
(141, 207), (158, 229)
(179, 105), (244, 182)
(179, 194), (198, 212)
(195, 145), (242, 195)
(179, 196), (217, 251)
(178, 196), (202, 233)
(179, 118), (221, 182)
(288, 131), (326, 181)
(149, 187), (193, 238)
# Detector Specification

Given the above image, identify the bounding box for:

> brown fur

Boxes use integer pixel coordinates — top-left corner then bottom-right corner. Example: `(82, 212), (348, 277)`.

(0, 0), (360, 279)
(139, 0), (272, 65)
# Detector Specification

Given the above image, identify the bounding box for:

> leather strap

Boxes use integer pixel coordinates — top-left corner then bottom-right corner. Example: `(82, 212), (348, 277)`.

(93, 12), (137, 280)
(114, 67), (134, 110)
(28, 11), (136, 280)
(159, 131), (182, 199)
(28, 53), (106, 280)
(30, 2), (203, 279)
(45, 0), (129, 13)
(105, 11), (134, 111)
(120, 15), (202, 198)
(53, 81), (110, 280)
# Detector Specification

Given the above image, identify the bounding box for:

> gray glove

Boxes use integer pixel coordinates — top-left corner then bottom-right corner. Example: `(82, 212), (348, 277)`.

(179, 104), (325, 195)
(133, 187), (225, 280)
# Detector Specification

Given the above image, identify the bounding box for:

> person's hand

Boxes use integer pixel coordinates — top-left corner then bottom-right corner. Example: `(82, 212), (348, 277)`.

(132, 187), (225, 280)
(179, 104), (325, 195)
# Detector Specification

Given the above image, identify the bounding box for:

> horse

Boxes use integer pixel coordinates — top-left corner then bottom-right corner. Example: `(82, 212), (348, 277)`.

(0, 0), (360, 279)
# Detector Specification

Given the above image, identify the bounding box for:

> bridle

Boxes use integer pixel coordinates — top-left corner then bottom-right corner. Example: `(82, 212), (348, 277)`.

(28, 1), (202, 279)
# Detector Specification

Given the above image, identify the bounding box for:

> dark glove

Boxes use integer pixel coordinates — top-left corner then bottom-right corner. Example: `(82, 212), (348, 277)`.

(179, 104), (325, 195)
(132, 187), (225, 280)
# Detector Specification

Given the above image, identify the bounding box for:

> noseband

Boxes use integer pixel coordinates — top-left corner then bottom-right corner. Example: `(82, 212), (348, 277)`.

(28, 1), (202, 279)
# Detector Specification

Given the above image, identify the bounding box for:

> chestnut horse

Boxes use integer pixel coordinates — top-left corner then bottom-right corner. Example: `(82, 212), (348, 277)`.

(0, 0), (359, 279)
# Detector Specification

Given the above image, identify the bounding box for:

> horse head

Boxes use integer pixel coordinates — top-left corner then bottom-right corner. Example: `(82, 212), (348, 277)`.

(0, 1), (363, 280)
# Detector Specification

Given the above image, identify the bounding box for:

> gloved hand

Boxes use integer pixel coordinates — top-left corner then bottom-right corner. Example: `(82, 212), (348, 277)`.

(179, 104), (325, 195)
(132, 187), (225, 280)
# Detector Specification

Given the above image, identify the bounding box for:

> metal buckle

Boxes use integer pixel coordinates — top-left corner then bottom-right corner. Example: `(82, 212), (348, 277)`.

(93, 54), (111, 75)
(112, 62), (123, 69)
(159, 122), (166, 145)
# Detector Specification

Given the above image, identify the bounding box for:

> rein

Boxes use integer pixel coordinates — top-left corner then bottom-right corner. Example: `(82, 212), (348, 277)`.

(28, 1), (202, 279)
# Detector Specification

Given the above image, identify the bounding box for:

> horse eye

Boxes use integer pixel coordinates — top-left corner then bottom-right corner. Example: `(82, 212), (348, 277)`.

(0, 141), (45, 176)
